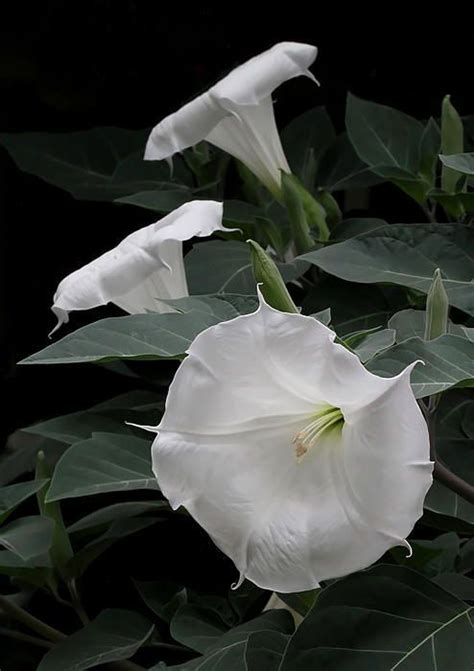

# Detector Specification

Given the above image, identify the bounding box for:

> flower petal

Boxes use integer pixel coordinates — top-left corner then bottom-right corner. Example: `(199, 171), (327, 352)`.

(206, 96), (290, 193)
(152, 293), (432, 592)
(51, 200), (226, 330)
(145, 93), (225, 161)
(210, 42), (318, 106)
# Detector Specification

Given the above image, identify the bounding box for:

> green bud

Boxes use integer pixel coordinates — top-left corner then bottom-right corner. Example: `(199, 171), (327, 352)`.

(315, 191), (342, 226)
(247, 240), (298, 313)
(441, 95), (464, 194)
(424, 268), (449, 340)
(281, 173), (330, 253)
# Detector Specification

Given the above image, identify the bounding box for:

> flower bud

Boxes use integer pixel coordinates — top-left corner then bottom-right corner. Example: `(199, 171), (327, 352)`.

(247, 240), (298, 313)
(281, 173), (330, 252)
(424, 268), (449, 340)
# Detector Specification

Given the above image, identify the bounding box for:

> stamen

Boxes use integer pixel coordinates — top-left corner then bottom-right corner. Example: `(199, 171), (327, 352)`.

(293, 406), (344, 462)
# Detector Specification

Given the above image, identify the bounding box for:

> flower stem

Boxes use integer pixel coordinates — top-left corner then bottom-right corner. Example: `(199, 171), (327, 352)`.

(0, 594), (146, 670)
(0, 593), (66, 642)
(419, 401), (474, 505)
(67, 579), (90, 625)
(0, 625), (53, 649)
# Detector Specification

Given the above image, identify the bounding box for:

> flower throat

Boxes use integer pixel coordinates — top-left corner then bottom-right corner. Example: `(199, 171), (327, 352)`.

(293, 405), (344, 462)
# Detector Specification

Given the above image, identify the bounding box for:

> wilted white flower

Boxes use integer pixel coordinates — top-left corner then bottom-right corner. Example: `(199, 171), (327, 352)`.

(51, 200), (227, 332)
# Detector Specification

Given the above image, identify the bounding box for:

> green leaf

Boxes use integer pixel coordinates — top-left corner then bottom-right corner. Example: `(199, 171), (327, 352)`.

(316, 132), (384, 191)
(171, 605), (229, 653)
(424, 395), (474, 531)
(280, 564), (474, 670)
(0, 516), (53, 562)
(0, 127), (191, 200)
(36, 452), (73, 576)
(68, 518), (159, 577)
(23, 390), (163, 445)
(439, 152), (474, 175)
(37, 609), (154, 671)
(353, 329), (396, 363)
(419, 117), (441, 184)
(21, 295), (257, 366)
(441, 96), (464, 193)
(346, 93), (424, 176)
(0, 480), (47, 524)
(330, 217), (387, 241)
(281, 106), (335, 186)
(135, 580), (187, 624)
(301, 224), (474, 316)
(186, 241), (308, 295)
(245, 630), (290, 671)
(276, 589), (319, 617)
(367, 334), (474, 397)
(433, 574), (474, 601)
(154, 611), (294, 671)
(389, 309), (474, 343)
(68, 501), (167, 533)
(46, 433), (157, 502)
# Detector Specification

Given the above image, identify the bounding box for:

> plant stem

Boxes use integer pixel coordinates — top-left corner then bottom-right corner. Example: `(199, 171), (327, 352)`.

(0, 593), (65, 642)
(67, 579), (90, 625)
(419, 400), (474, 505)
(0, 626), (53, 649)
(0, 594), (146, 671)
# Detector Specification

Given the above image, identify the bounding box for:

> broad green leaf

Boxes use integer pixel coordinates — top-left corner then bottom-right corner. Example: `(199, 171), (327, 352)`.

(117, 192), (261, 228)
(330, 217), (387, 241)
(0, 127), (190, 200)
(156, 611), (294, 671)
(0, 516), (53, 562)
(433, 574), (474, 601)
(186, 241), (308, 295)
(281, 106), (335, 186)
(439, 152), (474, 175)
(388, 309), (474, 343)
(400, 533), (461, 577)
(279, 564), (474, 670)
(21, 296), (257, 366)
(171, 605), (229, 653)
(353, 329), (396, 362)
(135, 580), (188, 624)
(424, 395), (474, 531)
(23, 390), (163, 445)
(68, 517), (159, 577)
(0, 480), (47, 524)
(245, 630), (290, 671)
(46, 433), (157, 502)
(346, 94), (424, 176)
(367, 334), (474, 397)
(276, 589), (319, 617)
(316, 132), (384, 192)
(68, 501), (167, 533)
(37, 609), (154, 671)
(116, 188), (193, 213)
(301, 224), (474, 315)
(303, 277), (401, 335)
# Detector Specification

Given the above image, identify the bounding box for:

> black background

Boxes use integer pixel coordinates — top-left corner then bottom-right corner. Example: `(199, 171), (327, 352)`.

(1, 4), (473, 443)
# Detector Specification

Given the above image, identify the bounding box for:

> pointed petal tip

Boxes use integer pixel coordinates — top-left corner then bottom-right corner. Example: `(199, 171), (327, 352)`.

(231, 572), (245, 591)
(125, 421), (160, 434)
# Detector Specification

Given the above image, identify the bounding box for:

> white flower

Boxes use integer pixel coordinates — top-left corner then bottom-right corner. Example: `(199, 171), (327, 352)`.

(145, 42), (318, 196)
(51, 200), (228, 333)
(150, 290), (433, 592)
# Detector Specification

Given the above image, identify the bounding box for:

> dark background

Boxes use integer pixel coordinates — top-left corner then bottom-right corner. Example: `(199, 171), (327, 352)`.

(1, 3), (473, 444)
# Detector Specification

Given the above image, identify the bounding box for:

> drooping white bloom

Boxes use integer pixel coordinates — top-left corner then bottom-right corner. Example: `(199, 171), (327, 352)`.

(150, 290), (433, 593)
(51, 200), (227, 332)
(145, 42), (318, 196)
